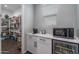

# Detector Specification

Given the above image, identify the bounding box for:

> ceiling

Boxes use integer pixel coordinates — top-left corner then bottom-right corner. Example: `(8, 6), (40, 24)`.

(1, 4), (21, 13)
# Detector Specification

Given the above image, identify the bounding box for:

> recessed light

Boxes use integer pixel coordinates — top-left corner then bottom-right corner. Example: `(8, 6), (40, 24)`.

(4, 5), (8, 8)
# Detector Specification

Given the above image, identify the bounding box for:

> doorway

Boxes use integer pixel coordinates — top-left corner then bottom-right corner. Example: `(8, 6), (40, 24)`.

(1, 4), (22, 54)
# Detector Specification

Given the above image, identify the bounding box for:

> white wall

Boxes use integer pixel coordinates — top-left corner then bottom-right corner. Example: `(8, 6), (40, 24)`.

(12, 8), (22, 16)
(22, 4), (34, 53)
(2, 7), (22, 17)
(2, 10), (12, 17)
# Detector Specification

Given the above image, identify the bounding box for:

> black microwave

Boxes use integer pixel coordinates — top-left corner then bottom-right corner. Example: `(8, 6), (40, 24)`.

(53, 28), (74, 39)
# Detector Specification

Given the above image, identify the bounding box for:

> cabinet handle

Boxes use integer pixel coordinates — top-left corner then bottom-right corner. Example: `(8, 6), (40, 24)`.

(34, 41), (37, 48)
(40, 39), (45, 41)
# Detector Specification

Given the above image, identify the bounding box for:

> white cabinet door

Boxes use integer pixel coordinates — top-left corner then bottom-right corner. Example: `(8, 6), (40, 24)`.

(27, 35), (38, 54)
(32, 36), (38, 54)
(27, 35), (52, 54)
(37, 37), (52, 54)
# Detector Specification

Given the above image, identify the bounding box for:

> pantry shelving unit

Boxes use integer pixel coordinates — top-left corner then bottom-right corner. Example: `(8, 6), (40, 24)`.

(9, 16), (22, 42)
(1, 15), (22, 42)
(1, 15), (10, 40)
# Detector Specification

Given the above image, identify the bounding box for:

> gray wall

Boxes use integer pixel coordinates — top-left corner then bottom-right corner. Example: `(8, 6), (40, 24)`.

(33, 5), (44, 29)
(0, 4), (1, 53)
(57, 4), (77, 28)
(22, 4), (34, 53)
(77, 5), (79, 37)
(23, 4), (34, 33)
(34, 4), (77, 36)
(57, 4), (77, 36)
(34, 5), (57, 34)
